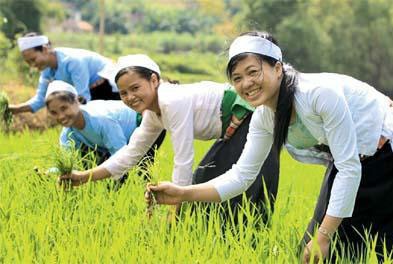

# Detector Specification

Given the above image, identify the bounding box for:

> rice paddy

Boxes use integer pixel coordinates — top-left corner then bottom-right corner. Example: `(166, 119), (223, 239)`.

(0, 128), (391, 263)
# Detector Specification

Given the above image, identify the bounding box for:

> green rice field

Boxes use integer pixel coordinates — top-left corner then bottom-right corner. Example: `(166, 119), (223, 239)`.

(0, 129), (391, 263)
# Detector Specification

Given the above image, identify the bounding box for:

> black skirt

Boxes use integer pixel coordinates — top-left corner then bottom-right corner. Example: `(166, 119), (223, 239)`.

(192, 114), (280, 223)
(303, 142), (393, 257)
(90, 79), (121, 101)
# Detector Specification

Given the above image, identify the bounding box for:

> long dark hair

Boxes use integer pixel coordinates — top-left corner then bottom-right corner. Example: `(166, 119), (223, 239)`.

(227, 31), (298, 154)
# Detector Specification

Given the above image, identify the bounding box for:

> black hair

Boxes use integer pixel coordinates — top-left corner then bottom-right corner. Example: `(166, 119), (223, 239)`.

(115, 66), (160, 84)
(114, 66), (179, 85)
(45, 91), (86, 107)
(22, 32), (51, 52)
(226, 31), (298, 154)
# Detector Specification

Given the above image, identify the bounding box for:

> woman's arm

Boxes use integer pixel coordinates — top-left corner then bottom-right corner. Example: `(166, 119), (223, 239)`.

(209, 107), (274, 201)
(59, 166), (111, 186)
(311, 86), (361, 218)
(100, 111), (164, 180)
(13, 73), (51, 113)
(8, 103), (33, 114)
(164, 96), (195, 186)
(302, 86), (362, 263)
(147, 181), (221, 205)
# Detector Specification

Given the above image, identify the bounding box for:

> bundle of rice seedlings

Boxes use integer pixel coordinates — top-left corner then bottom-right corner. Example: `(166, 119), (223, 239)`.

(0, 91), (13, 131)
(51, 145), (80, 188)
(53, 147), (75, 175)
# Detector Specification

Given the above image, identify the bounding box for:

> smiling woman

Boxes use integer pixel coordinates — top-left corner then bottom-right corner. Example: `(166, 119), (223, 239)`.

(147, 31), (393, 262)
(8, 32), (121, 115)
(44, 80), (164, 183)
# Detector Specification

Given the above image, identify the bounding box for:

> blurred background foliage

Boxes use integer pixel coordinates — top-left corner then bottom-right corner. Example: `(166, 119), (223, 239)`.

(0, 0), (393, 95)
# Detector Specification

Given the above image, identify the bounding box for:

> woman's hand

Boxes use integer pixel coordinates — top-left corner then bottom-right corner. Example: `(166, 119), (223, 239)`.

(8, 104), (32, 114)
(302, 234), (330, 264)
(58, 170), (90, 187)
(145, 182), (186, 205)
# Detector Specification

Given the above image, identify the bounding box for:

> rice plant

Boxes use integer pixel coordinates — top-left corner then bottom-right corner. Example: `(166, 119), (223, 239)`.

(0, 91), (13, 132)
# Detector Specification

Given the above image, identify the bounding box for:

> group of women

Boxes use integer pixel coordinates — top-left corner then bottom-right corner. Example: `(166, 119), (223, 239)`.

(10, 31), (393, 263)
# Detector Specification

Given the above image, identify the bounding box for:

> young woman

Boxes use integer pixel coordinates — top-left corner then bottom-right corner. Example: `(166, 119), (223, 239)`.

(46, 80), (165, 181)
(146, 32), (393, 262)
(59, 54), (279, 217)
(9, 32), (120, 115)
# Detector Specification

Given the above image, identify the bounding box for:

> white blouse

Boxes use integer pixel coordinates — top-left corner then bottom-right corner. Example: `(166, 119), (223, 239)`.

(210, 72), (393, 218)
(101, 81), (228, 186)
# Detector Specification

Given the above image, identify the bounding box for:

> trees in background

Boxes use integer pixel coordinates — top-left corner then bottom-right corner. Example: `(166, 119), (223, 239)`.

(59, 0), (230, 35)
(0, 0), (42, 41)
(239, 0), (393, 95)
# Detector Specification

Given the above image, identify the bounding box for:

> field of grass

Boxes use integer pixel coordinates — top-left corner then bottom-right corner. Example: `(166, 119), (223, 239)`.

(1, 128), (390, 263)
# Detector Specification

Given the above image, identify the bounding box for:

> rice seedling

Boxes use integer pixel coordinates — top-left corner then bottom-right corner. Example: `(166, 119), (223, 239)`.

(50, 144), (80, 189)
(142, 147), (161, 219)
(0, 91), (13, 132)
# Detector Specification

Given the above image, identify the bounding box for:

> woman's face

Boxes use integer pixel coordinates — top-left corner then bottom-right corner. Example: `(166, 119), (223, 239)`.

(21, 47), (50, 71)
(47, 98), (81, 128)
(230, 55), (283, 109)
(116, 71), (159, 113)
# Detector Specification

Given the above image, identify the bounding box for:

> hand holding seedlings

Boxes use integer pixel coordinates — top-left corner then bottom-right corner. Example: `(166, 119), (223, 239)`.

(51, 146), (80, 188)
(145, 183), (157, 219)
(58, 171), (90, 187)
(145, 182), (185, 205)
(0, 92), (13, 132)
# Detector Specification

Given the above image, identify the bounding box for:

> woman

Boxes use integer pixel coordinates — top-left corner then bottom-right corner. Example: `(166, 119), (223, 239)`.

(9, 32), (120, 115)
(59, 54), (279, 217)
(146, 32), (393, 262)
(46, 80), (165, 181)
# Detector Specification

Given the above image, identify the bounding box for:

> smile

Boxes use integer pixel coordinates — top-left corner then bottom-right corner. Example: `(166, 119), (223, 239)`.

(60, 120), (70, 126)
(130, 99), (142, 107)
(245, 88), (262, 97)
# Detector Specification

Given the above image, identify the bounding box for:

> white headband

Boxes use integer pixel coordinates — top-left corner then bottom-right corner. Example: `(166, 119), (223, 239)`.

(17, 35), (49, 52)
(45, 80), (77, 99)
(115, 54), (161, 78)
(228, 35), (282, 62)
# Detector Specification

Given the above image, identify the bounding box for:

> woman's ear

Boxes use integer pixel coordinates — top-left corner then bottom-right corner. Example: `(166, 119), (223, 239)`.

(42, 45), (50, 55)
(151, 73), (159, 87)
(275, 61), (283, 79)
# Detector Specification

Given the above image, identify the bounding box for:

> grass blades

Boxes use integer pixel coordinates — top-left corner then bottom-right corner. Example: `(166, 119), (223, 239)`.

(0, 129), (392, 263)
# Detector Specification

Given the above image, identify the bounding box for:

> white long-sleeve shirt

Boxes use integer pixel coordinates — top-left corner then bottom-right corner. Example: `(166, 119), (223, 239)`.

(210, 72), (393, 218)
(101, 81), (228, 185)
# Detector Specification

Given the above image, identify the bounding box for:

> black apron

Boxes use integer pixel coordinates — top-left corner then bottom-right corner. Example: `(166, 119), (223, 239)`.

(192, 114), (280, 224)
(90, 79), (121, 101)
(303, 142), (393, 259)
